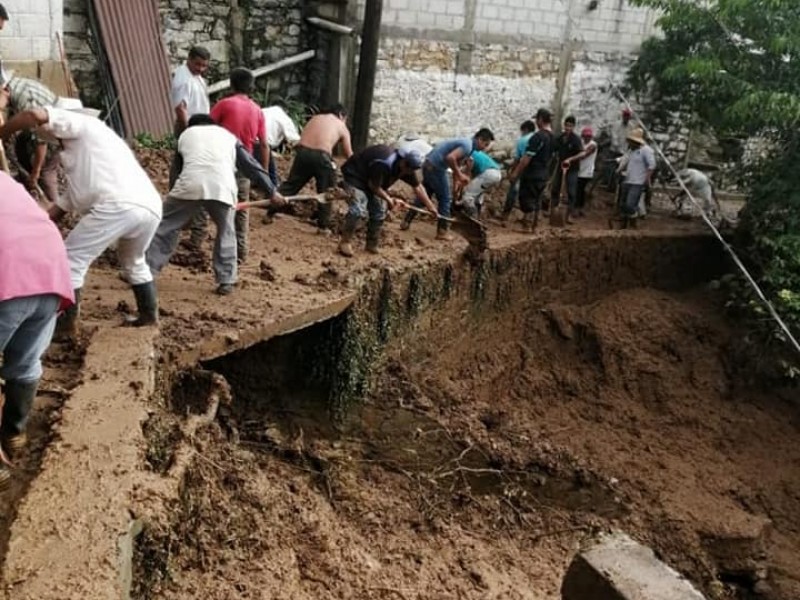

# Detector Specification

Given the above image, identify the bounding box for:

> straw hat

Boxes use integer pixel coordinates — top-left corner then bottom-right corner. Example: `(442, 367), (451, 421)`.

(626, 127), (646, 145)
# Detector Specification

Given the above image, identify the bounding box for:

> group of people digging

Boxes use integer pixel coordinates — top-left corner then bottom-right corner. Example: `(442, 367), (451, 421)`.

(0, 47), (723, 489)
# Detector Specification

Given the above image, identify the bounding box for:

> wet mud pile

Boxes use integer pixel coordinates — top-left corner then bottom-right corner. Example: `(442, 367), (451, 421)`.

(131, 232), (800, 600)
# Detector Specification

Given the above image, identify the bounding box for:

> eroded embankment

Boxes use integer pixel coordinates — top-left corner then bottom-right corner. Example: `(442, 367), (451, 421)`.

(126, 232), (800, 600)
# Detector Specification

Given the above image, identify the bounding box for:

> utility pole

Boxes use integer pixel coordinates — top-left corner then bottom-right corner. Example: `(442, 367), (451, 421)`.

(351, 0), (383, 151)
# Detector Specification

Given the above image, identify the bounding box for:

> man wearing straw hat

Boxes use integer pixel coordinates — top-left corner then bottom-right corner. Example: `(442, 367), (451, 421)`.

(617, 127), (655, 227)
(0, 105), (163, 336)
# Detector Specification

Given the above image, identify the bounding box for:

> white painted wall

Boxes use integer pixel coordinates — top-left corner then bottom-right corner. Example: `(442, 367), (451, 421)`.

(0, 0), (63, 60)
(358, 0), (659, 54)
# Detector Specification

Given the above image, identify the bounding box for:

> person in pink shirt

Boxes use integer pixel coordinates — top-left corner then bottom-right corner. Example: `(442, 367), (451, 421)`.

(0, 172), (73, 489)
(208, 67), (268, 263)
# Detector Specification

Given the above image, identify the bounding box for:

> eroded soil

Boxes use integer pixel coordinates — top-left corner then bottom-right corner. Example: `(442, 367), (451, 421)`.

(135, 285), (800, 600)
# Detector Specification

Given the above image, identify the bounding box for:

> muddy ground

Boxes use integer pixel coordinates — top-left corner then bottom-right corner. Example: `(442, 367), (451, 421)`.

(4, 149), (797, 600)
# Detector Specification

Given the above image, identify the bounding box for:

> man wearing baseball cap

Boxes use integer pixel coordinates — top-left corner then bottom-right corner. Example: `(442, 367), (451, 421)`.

(337, 145), (436, 257)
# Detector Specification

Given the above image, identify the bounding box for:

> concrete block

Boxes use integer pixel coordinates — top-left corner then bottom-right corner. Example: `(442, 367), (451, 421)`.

(429, 0), (447, 15)
(561, 533), (707, 600)
(445, 0), (462, 16)
(0, 37), (33, 60)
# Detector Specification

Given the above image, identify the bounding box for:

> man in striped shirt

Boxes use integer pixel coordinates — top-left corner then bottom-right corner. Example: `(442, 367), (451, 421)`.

(0, 68), (60, 205)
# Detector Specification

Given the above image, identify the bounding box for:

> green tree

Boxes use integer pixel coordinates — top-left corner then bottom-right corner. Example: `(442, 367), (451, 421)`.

(628, 0), (800, 377)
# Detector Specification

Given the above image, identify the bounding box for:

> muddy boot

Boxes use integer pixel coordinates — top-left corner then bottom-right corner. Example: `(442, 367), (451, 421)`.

(54, 288), (81, 342)
(365, 220), (383, 254)
(436, 220), (453, 241)
(1, 379), (38, 460)
(400, 211), (415, 231)
(125, 281), (159, 327)
(316, 201), (333, 234)
(338, 216), (358, 257)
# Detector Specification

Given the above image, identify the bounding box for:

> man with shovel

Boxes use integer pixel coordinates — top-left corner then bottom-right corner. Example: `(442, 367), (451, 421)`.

(267, 103), (353, 231)
(147, 114), (285, 296)
(0, 105), (162, 336)
(401, 128), (495, 240)
(337, 145), (436, 257)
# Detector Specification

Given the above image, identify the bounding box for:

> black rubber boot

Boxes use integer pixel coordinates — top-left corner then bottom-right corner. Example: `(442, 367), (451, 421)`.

(126, 282), (159, 327)
(338, 215), (359, 257)
(54, 288), (81, 341)
(317, 201), (333, 232)
(1, 379), (38, 462)
(400, 211), (416, 231)
(436, 219), (453, 241)
(365, 220), (383, 254)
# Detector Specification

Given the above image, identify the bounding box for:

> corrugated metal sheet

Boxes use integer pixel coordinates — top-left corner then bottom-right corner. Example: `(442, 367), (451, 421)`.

(91, 0), (173, 138)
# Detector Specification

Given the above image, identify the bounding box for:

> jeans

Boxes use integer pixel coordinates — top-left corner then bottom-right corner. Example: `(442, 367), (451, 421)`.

(504, 180), (520, 214)
(147, 199), (238, 285)
(518, 177), (548, 213)
(345, 187), (386, 223)
(621, 183), (645, 217)
(577, 177), (592, 210)
(0, 294), (60, 383)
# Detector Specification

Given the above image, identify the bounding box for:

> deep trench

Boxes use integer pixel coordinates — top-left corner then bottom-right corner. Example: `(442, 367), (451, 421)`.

(131, 233), (793, 600)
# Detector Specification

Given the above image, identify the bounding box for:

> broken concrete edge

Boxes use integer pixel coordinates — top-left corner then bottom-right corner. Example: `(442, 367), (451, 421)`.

(1, 327), (160, 600)
(119, 518), (144, 600)
(561, 532), (707, 600)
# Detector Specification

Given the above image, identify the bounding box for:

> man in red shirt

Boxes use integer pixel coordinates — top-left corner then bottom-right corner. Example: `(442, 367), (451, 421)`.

(208, 68), (268, 263)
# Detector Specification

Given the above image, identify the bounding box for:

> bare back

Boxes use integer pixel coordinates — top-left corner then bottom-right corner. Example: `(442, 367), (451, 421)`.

(298, 114), (352, 157)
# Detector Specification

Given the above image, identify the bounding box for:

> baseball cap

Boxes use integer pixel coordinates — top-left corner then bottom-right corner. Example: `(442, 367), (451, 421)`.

(397, 147), (424, 170)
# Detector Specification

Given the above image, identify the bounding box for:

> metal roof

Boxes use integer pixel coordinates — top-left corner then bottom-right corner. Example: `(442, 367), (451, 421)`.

(91, 0), (173, 138)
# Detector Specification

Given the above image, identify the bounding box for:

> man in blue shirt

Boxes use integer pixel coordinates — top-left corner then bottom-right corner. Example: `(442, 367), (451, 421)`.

(502, 119), (536, 219)
(401, 128), (494, 240)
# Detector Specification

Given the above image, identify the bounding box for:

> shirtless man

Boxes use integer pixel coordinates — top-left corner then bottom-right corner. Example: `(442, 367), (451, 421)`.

(272, 103), (353, 230)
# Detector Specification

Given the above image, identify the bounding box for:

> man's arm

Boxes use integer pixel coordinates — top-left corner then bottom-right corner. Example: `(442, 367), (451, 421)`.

(565, 141), (596, 167)
(27, 142), (47, 187)
(412, 183), (438, 215)
(339, 123), (353, 158)
(0, 108), (49, 139)
(446, 148), (469, 185)
(175, 101), (189, 130)
(47, 203), (66, 223)
(509, 155), (531, 183)
(235, 142), (284, 202)
(257, 113), (270, 169)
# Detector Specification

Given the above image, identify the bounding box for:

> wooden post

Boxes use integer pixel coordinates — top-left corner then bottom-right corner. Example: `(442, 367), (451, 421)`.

(351, 0), (383, 151)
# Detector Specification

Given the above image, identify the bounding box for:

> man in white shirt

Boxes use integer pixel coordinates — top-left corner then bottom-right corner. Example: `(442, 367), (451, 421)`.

(147, 115), (286, 296)
(676, 168), (721, 219)
(0, 106), (163, 334)
(259, 105), (301, 187)
(171, 46), (210, 134)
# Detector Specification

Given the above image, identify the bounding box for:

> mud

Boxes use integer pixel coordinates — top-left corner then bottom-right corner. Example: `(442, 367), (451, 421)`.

(2, 149), (797, 600)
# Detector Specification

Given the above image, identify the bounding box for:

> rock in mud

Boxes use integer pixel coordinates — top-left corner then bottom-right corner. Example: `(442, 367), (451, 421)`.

(561, 532), (707, 600)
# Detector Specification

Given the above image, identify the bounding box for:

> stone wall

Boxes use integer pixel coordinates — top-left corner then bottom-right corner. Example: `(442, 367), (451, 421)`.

(353, 0), (668, 153)
(63, 0), (326, 111)
(1, 0), (63, 60)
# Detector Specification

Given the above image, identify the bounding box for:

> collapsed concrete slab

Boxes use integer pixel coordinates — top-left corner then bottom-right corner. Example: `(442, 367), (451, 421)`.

(561, 532), (707, 600)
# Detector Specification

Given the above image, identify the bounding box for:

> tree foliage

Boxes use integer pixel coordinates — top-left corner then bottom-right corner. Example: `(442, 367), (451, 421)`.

(628, 0), (800, 376)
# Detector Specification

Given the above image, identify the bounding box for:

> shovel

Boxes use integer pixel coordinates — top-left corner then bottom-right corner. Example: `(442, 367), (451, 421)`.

(235, 192), (328, 211)
(550, 166), (569, 227)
